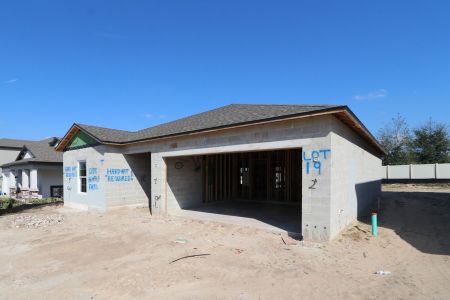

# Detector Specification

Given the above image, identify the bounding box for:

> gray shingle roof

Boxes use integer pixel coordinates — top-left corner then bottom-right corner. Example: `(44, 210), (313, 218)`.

(77, 104), (342, 143)
(76, 124), (134, 143)
(1, 138), (62, 167)
(0, 138), (36, 149)
(133, 104), (342, 141)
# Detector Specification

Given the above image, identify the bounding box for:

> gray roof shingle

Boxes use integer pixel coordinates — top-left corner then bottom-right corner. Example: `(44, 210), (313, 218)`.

(0, 138), (37, 149)
(77, 104), (342, 143)
(1, 138), (62, 167)
(76, 124), (134, 143)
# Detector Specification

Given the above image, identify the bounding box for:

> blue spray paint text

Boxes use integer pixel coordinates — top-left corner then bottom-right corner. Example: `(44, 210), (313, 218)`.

(303, 149), (331, 175)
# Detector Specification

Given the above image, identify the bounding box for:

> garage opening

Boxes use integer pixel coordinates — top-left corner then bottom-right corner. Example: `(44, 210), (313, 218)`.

(167, 149), (302, 234)
(203, 150), (301, 203)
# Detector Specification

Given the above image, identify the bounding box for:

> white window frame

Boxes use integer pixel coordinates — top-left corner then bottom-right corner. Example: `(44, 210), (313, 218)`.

(78, 160), (87, 194)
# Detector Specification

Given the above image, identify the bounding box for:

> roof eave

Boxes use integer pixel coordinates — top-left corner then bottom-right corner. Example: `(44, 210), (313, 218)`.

(56, 105), (385, 156)
(335, 106), (386, 156)
(1, 161), (62, 168)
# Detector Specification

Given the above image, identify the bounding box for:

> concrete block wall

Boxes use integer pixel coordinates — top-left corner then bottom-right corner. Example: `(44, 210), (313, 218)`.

(124, 115), (332, 156)
(64, 145), (151, 211)
(329, 117), (382, 239)
(150, 153), (166, 214)
(301, 136), (332, 242)
(130, 115), (335, 242)
(62, 114), (382, 242)
(103, 150), (151, 209)
(166, 156), (203, 212)
(63, 146), (107, 211)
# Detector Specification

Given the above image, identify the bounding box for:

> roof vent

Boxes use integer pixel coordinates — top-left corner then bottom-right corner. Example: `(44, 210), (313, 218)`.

(48, 137), (60, 147)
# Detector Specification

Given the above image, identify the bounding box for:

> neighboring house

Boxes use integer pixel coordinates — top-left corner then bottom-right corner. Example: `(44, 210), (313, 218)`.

(0, 138), (36, 195)
(1, 138), (63, 198)
(55, 104), (385, 242)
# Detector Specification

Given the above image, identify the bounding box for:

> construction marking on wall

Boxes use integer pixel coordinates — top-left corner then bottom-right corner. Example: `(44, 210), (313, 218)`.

(105, 168), (134, 182)
(88, 168), (100, 190)
(303, 149), (331, 175)
(309, 178), (318, 189)
(64, 166), (77, 178)
(153, 194), (161, 209)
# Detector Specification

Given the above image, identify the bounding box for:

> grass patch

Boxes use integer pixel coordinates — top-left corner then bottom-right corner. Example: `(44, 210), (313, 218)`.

(29, 198), (63, 205)
(0, 197), (63, 215)
(0, 197), (13, 209)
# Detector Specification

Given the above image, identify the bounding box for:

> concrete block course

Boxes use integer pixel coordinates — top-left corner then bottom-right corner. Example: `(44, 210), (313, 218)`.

(166, 156), (203, 212)
(329, 117), (381, 239)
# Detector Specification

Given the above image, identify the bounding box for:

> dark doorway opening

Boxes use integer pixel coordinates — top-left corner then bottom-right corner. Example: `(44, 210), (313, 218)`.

(202, 149), (302, 204)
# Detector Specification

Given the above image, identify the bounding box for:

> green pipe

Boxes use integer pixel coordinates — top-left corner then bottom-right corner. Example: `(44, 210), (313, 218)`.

(371, 212), (378, 237)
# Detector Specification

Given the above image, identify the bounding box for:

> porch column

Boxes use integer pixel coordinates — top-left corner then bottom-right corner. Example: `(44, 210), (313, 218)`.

(9, 170), (16, 197)
(22, 169), (30, 190)
(1, 169), (9, 195)
(9, 171), (16, 188)
(30, 169), (38, 191)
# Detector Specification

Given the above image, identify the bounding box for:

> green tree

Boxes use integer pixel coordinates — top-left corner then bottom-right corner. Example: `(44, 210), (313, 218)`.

(378, 114), (413, 165)
(412, 120), (450, 164)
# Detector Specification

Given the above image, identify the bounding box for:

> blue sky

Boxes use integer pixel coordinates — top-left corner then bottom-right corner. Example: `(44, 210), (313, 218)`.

(1, 0), (449, 140)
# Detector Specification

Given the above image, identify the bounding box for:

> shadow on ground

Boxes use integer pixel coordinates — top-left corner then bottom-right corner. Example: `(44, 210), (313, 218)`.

(182, 201), (302, 237)
(360, 190), (450, 256)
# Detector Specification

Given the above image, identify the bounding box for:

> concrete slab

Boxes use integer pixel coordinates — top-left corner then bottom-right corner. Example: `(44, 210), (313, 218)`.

(169, 200), (301, 234)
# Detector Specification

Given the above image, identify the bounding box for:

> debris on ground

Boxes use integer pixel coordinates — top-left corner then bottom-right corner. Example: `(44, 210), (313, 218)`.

(298, 240), (324, 249)
(174, 237), (188, 244)
(374, 270), (391, 275)
(342, 226), (370, 242)
(169, 253), (211, 264)
(12, 214), (64, 228)
(354, 225), (368, 233)
(280, 234), (298, 245)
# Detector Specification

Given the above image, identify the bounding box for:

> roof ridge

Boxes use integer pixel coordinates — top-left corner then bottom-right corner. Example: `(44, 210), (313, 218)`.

(76, 123), (135, 133)
(229, 103), (341, 106)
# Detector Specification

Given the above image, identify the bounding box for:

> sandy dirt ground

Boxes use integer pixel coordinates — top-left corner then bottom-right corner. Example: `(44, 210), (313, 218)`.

(0, 185), (449, 300)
